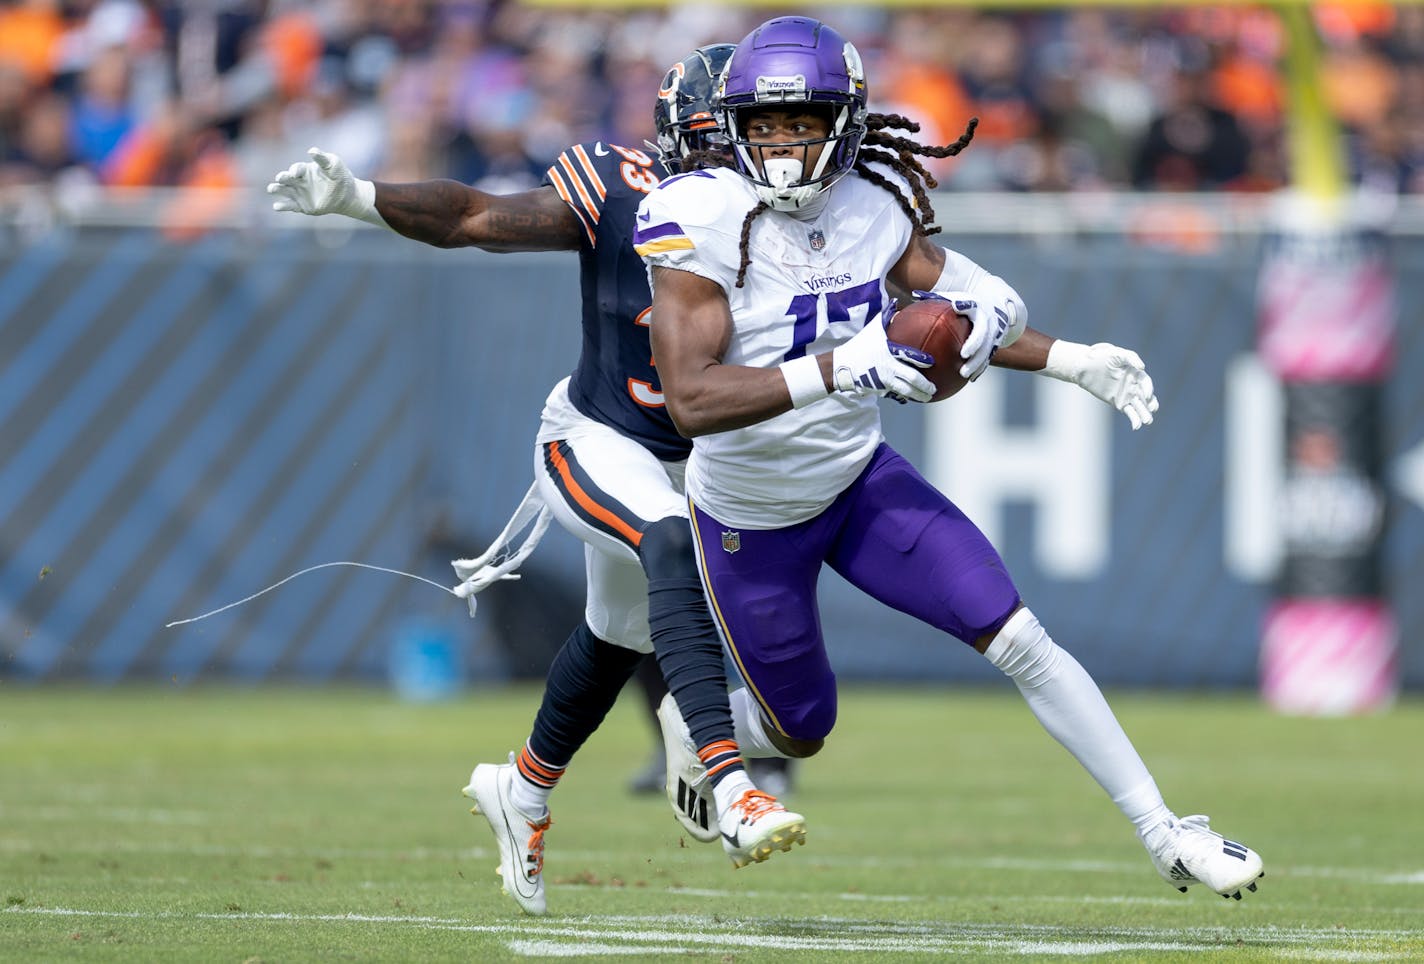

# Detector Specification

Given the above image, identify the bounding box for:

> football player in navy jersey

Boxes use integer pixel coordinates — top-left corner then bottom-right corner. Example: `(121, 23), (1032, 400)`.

(268, 46), (807, 915)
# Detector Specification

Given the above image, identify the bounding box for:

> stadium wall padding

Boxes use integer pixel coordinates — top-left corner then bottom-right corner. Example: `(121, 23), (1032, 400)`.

(1, 228), (1420, 689)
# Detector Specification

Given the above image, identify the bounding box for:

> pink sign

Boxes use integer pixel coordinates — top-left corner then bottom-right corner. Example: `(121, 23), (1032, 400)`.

(1260, 599), (1397, 715)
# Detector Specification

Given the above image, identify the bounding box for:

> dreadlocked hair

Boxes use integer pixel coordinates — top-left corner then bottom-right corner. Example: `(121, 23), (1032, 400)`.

(679, 147), (735, 173)
(732, 115), (977, 287)
(858, 114), (977, 237)
(734, 200), (772, 288)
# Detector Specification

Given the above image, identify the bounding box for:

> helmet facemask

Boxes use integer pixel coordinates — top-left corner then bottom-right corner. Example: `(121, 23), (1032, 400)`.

(655, 119), (730, 176)
(726, 103), (864, 212)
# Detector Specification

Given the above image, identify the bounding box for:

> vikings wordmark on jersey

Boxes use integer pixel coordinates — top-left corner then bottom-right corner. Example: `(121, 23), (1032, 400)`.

(636, 165), (916, 528)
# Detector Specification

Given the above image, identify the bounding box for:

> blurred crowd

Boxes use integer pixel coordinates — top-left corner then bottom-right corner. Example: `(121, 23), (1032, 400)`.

(1, 0), (1422, 205)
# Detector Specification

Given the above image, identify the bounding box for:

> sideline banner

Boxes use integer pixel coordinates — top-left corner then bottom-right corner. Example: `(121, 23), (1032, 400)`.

(1256, 210), (1398, 714)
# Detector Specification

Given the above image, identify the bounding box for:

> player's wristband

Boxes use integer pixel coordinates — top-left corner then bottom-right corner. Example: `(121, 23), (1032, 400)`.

(351, 178), (390, 229)
(779, 355), (829, 409)
(1042, 339), (1090, 382)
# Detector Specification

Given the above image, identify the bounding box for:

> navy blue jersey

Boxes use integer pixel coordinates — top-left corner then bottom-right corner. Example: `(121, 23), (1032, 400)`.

(542, 142), (690, 461)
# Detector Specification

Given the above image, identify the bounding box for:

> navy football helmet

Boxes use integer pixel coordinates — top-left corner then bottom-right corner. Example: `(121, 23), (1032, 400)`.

(716, 17), (868, 211)
(652, 44), (736, 176)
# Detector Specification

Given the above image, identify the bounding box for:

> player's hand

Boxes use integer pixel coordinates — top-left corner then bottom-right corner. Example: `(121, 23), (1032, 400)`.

(831, 306), (935, 404)
(1043, 340), (1160, 430)
(267, 147), (383, 225)
(911, 289), (1010, 382)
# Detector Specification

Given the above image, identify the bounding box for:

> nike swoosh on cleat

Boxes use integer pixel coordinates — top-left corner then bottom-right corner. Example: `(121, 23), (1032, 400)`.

(494, 787), (538, 896)
(505, 833), (536, 893)
(722, 830), (740, 848)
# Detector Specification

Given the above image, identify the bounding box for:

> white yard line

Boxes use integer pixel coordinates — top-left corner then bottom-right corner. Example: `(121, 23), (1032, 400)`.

(4, 906), (1419, 959)
(0, 838), (482, 861)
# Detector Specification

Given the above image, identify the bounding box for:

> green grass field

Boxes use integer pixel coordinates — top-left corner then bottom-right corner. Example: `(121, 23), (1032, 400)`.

(2, 684), (1421, 962)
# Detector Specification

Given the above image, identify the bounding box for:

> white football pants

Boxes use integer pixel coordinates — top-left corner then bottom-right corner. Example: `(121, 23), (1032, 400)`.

(532, 377), (687, 654)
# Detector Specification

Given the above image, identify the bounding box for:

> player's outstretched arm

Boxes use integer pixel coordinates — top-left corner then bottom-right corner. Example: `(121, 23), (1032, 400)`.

(267, 148), (581, 252)
(892, 236), (1158, 429)
(993, 331), (1159, 428)
(375, 178), (581, 252)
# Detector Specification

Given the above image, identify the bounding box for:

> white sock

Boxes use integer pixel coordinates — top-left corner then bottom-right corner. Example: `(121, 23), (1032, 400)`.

(508, 772), (550, 818)
(503, 747), (557, 818)
(711, 768), (756, 816)
(729, 686), (785, 758)
(985, 608), (1171, 836)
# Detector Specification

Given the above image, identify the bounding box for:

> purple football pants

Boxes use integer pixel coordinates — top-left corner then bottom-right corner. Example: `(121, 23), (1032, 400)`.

(689, 443), (1020, 742)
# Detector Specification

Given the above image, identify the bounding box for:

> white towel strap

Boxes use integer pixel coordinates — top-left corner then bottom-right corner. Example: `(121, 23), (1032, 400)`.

(450, 482), (553, 617)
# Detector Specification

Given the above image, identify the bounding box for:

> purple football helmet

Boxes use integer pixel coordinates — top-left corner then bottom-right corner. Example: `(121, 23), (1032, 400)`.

(652, 44), (736, 176)
(716, 17), (868, 211)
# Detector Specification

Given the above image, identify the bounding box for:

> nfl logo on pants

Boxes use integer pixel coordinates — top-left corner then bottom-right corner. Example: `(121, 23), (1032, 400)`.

(721, 530), (740, 554)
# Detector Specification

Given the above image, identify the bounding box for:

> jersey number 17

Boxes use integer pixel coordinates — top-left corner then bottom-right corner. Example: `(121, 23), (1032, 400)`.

(782, 280), (883, 361)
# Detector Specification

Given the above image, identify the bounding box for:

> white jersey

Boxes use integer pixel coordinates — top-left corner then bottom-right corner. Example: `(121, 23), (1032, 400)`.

(637, 166), (915, 528)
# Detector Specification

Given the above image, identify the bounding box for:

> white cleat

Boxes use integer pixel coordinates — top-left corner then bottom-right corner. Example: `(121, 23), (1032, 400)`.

(1141, 814), (1265, 900)
(462, 759), (551, 915)
(719, 788), (806, 869)
(656, 693), (718, 843)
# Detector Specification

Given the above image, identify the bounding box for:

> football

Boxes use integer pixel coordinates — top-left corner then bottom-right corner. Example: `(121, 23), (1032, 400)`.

(884, 298), (972, 402)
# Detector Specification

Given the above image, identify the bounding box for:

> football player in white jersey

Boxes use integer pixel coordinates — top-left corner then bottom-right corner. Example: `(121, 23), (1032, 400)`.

(637, 16), (1265, 901)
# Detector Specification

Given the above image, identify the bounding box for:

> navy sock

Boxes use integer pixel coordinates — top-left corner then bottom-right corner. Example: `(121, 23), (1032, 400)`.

(526, 621), (643, 767)
(633, 652), (668, 721)
(640, 518), (737, 753)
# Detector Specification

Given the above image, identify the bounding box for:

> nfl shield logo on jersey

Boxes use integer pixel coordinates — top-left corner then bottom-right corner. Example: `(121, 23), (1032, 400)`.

(808, 229), (826, 251)
(721, 530), (741, 554)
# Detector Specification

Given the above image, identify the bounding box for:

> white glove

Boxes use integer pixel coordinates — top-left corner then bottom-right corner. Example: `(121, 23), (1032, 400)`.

(266, 147), (387, 227)
(1043, 340), (1160, 430)
(831, 311), (935, 404)
(911, 289), (1011, 381)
